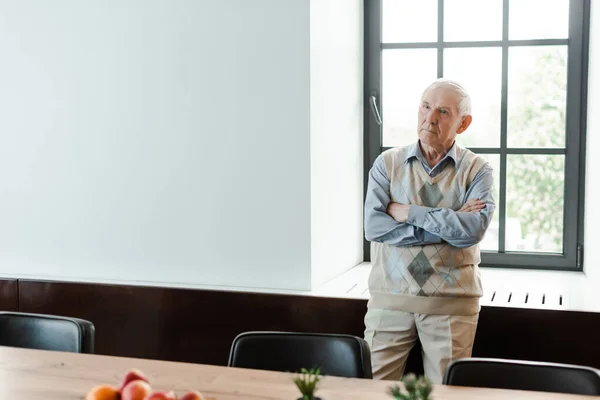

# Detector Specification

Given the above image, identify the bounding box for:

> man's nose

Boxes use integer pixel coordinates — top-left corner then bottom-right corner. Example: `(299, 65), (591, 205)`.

(426, 109), (438, 124)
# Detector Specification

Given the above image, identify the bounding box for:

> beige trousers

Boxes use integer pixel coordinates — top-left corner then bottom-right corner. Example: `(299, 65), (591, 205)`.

(363, 307), (479, 384)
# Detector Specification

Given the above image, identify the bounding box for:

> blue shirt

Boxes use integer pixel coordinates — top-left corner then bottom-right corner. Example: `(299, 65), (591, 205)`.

(364, 141), (496, 248)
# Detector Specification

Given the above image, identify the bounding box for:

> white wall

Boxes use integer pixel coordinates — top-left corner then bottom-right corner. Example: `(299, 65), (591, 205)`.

(309, 0), (364, 288)
(0, 1), (313, 291)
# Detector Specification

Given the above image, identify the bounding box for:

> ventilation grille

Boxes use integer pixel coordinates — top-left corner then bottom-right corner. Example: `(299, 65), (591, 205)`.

(485, 289), (567, 309)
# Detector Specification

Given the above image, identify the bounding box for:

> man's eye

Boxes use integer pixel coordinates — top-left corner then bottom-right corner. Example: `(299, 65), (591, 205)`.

(440, 109), (449, 114)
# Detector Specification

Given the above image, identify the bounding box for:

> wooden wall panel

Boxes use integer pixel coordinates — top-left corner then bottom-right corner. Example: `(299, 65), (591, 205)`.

(0, 279), (18, 311)
(16, 280), (600, 372)
(17, 280), (370, 366)
(474, 306), (600, 368)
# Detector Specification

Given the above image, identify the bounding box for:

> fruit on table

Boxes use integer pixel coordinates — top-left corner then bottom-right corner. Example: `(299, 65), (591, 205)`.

(120, 368), (150, 391)
(84, 384), (120, 400)
(145, 391), (178, 400)
(121, 380), (153, 400)
(180, 391), (207, 400)
(85, 368), (209, 400)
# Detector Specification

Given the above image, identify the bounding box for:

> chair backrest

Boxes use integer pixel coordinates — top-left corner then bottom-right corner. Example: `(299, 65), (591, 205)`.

(0, 311), (95, 354)
(443, 358), (600, 396)
(228, 331), (372, 379)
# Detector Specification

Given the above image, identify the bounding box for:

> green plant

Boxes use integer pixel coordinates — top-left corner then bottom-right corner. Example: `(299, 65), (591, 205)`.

(389, 374), (433, 400)
(293, 368), (321, 400)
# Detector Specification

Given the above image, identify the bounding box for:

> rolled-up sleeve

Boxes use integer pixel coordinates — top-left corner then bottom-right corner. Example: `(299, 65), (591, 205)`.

(406, 163), (496, 248)
(364, 155), (442, 247)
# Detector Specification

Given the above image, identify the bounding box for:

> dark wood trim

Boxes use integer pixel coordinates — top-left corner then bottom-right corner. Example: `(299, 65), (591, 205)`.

(16, 280), (600, 372)
(474, 306), (598, 367)
(0, 279), (19, 311)
(17, 280), (369, 365)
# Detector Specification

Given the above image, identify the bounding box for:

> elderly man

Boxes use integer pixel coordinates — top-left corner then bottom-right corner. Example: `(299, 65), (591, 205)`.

(363, 78), (495, 383)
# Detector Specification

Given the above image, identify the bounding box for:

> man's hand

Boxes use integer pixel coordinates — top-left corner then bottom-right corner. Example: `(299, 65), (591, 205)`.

(387, 202), (410, 223)
(459, 198), (486, 213)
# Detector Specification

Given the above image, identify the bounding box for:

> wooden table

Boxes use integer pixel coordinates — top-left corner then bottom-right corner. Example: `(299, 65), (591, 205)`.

(0, 346), (595, 399)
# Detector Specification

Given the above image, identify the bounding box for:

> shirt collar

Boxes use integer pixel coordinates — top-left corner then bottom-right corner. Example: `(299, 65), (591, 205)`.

(404, 140), (458, 165)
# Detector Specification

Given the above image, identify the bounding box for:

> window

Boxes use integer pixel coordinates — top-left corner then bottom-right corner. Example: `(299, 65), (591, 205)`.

(364, 0), (590, 270)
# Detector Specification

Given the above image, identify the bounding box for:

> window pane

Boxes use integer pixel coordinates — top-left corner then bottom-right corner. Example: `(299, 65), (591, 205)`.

(382, 0), (437, 43)
(507, 46), (567, 148)
(506, 155), (564, 253)
(509, 0), (569, 40)
(478, 154), (500, 252)
(444, 48), (501, 147)
(382, 49), (437, 147)
(444, 0), (502, 42)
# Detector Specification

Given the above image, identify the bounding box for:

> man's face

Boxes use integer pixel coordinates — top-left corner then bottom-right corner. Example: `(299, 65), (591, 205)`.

(417, 86), (470, 150)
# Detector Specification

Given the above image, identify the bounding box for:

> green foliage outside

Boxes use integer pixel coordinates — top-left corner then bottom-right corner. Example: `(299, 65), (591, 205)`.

(505, 46), (566, 253)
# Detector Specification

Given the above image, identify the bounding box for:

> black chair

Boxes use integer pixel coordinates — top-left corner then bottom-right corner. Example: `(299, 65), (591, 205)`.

(443, 357), (600, 396)
(228, 331), (372, 378)
(0, 311), (95, 354)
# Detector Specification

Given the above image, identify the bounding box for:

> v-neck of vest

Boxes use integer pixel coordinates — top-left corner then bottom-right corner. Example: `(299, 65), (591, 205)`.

(414, 157), (456, 184)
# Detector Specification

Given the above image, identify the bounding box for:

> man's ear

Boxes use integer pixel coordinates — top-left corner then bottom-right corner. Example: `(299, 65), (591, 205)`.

(456, 115), (473, 134)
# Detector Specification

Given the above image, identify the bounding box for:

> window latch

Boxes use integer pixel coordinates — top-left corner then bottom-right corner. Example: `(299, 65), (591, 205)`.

(369, 91), (383, 126)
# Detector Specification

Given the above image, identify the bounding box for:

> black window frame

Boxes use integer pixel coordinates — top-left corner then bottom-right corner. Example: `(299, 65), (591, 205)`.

(363, 0), (590, 271)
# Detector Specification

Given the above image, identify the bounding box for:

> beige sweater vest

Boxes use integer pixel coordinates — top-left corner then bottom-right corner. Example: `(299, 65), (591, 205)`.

(367, 144), (487, 316)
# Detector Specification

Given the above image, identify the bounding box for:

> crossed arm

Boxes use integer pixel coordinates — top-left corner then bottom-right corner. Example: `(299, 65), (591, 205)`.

(364, 155), (496, 248)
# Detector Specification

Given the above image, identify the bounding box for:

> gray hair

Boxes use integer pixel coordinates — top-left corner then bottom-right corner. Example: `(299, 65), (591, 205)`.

(421, 78), (472, 116)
